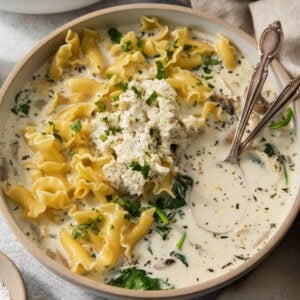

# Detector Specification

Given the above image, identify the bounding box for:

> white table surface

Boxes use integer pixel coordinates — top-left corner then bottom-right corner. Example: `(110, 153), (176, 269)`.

(0, 1), (299, 299)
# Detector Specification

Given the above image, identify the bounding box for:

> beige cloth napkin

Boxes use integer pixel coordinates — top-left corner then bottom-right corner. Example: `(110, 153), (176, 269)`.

(190, 0), (300, 77)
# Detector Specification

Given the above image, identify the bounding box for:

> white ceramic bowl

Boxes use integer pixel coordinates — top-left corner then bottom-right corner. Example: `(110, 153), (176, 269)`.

(0, 0), (101, 14)
(0, 4), (299, 299)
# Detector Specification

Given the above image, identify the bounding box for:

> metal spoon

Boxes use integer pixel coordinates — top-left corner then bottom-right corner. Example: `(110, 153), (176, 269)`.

(189, 21), (283, 233)
(239, 76), (300, 154)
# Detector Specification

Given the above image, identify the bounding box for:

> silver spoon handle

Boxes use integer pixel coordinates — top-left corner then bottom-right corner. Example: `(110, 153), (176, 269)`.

(239, 76), (300, 153)
(224, 55), (272, 163)
(224, 21), (283, 164)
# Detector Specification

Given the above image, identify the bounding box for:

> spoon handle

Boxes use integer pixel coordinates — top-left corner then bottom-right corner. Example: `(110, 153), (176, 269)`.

(239, 76), (300, 153)
(224, 21), (283, 164)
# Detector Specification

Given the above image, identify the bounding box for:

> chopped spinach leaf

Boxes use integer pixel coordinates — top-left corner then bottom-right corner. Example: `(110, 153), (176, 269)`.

(108, 27), (123, 43)
(109, 267), (163, 290)
(115, 197), (141, 218)
(263, 143), (275, 157)
(156, 174), (193, 209)
(156, 225), (171, 240)
(171, 251), (188, 267)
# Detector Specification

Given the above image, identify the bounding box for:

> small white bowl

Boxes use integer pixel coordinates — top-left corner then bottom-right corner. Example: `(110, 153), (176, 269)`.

(0, 0), (101, 14)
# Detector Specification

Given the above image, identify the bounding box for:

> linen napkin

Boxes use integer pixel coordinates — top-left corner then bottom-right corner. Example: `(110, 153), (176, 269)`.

(190, 0), (300, 77)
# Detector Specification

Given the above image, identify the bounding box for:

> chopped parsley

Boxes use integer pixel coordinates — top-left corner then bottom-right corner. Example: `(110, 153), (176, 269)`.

(137, 37), (144, 48)
(146, 91), (158, 105)
(11, 90), (32, 117)
(98, 104), (106, 112)
(111, 126), (122, 134)
(70, 120), (82, 133)
(176, 232), (186, 250)
(48, 121), (63, 142)
(130, 161), (150, 179)
(132, 86), (142, 98)
(203, 55), (221, 66)
(116, 81), (128, 91)
(109, 267), (164, 290)
(183, 44), (193, 51)
(100, 133), (108, 141)
(71, 215), (102, 240)
(155, 61), (167, 79)
(154, 207), (169, 224)
(108, 27), (123, 43)
(121, 41), (132, 52)
(268, 107), (294, 129)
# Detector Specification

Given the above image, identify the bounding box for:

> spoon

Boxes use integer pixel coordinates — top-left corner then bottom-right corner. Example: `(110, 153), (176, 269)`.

(189, 21), (283, 233)
(239, 75), (300, 154)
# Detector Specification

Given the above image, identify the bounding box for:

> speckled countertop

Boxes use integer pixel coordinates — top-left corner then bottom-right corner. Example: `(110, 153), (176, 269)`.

(0, 1), (299, 299)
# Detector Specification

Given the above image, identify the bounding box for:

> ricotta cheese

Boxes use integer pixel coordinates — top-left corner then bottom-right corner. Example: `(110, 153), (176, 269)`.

(91, 79), (188, 195)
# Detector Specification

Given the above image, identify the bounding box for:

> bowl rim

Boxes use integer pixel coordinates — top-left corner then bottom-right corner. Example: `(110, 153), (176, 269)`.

(0, 3), (299, 299)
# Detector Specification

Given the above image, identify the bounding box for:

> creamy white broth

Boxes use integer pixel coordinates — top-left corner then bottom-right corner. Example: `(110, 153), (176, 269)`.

(1, 20), (298, 290)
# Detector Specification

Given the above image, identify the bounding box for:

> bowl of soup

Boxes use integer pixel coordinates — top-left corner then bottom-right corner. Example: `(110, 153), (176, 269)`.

(0, 4), (299, 299)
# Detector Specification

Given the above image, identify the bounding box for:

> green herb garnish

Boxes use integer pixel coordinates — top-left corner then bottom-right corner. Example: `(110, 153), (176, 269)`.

(146, 91), (158, 105)
(203, 55), (221, 66)
(137, 38), (144, 48)
(71, 215), (102, 240)
(263, 143), (275, 157)
(115, 197), (141, 218)
(11, 90), (32, 117)
(48, 121), (63, 142)
(130, 161), (150, 179)
(109, 267), (163, 290)
(183, 44), (193, 51)
(155, 225), (171, 240)
(155, 61), (167, 79)
(268, 107), (294, 129)
(171, 251), (188, 267)
(154, 207), (169, 224)
(98, 104), (106, 112)
(70, 120), (82, 133)
(156, 174), (193, 209)
(116, 81), (128, 91)
(108, 27), (123, 43)
(132, 86), (142, 98)
(111, 126), (122, 134)
(176, 232), (186, 250)
(121, 41), (132, 52)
